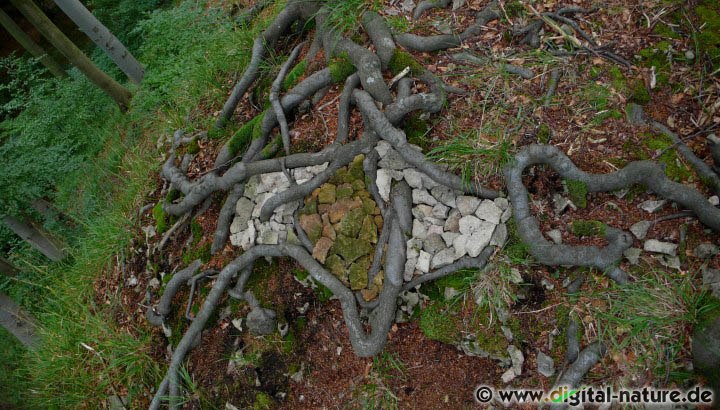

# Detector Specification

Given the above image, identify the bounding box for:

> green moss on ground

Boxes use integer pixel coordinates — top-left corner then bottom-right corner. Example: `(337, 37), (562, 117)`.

(629, 80), (651, 105)
(536, 123), (551, 143)
(641, 133), (693, 181)
(329, 53), (357, 83)
(388, 49), (425, 76)
(565, 179), (588, 209)
(152, 202), (168, 234)
(228, 114), (263, 156)
(403, 113), (430, 150)
(571, 220), (606, 237)
(282, 60), (307, 91)
(419, 301), (461, 344)
(697, 3), (720, 69)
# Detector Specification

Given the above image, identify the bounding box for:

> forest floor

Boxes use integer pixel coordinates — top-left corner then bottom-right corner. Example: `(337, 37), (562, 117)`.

(78, 0), (720, 408)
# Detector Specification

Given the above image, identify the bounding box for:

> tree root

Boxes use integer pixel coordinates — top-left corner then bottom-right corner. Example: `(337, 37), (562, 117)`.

(270, 42), (305, 156)
(413, 0), (450, 20)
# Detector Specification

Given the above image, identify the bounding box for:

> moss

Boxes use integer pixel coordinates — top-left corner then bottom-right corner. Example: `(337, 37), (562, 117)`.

(253, 392), (273, 410)
(505, 217), (530, 264)
(152, 202), (168, 234)
(581, 82), (611, 111)
(260, 135), (282, 159)
(182, 242), (211, 265)
(637, 45), (670, 86)
(388, 49), (425, 76)
(608, 66), (626, 93)
(565, 179), (588, 209)
(588, 65), (602, 79)
(329, 53), (357, 83)
(185, 138), (200, 154)
(629, 80), (651, 105)
(418, 302), (460, 344)
(166, 188), (181, 203)
(642, 133), (693, 181)
(653, 22), (680, 39)
(282, 60), (307, 91)
(697, 4), (720, 70)
(190, 220), (203, 243)
(504, 0), (525, 18)
(228, 114), (263, 156)
(403, 113), (430, 150)
(591, 109), (623, 126)
(536, 123), (551, 143)
(571, 220), (606, 237)
(386, 15), (410, 33)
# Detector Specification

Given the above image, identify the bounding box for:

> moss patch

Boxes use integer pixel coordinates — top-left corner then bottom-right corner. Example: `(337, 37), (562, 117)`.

(419, 301), (461, 344)
(329, 53), (357, 83)
(641, 133), (693, 181)
(388, 49), (425, 76)
(536, 123), (551, 144)
(403, 113), (430, 150)
(228, 114), (264, 156)
(152, 202), (168, 234)
(282, 60), (307, 91)
(629, 80), (651, 105)
(565, 179), (588, 209)
(697, 3), (720, 70)
(571, 220), (606, 237)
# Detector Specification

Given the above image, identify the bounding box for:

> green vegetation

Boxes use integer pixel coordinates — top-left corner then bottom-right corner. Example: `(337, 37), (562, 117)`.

(641, 133), (693, 181)
(403, 113), (430, 149)
(629, 80), (651, 105)
(696, 3), (720, 69)
(152, 201), (168, 234)
(282, 60), (307, 91)
(536, 123), (551, 143)
(388, 49), (425, 76)
(329, 53), (357, 83)
(385, 15), (411, 33)
(571, 220), (606, 237)
(227, 114), (264, 156)
(349, 351), (405, 409)
(419, 301), (461, 344)
(565, 179), (588, 209)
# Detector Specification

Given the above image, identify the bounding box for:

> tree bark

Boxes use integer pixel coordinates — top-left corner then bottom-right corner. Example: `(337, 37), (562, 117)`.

(53, 0), (144, 84)
(9, 0), (132, 111)
(0, 257), (18, 277)
(0, 292), (38, 349)
(0, 7), (67, 78)
(2, 216), (67, 262)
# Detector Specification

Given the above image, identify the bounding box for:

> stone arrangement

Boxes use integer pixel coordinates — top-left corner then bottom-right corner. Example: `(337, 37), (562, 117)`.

(228, 140), (510, 301)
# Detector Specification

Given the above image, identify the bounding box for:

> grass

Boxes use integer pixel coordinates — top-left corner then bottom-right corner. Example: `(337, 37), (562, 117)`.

(584, 267), (720, 383)
(0, 1), (283, 407)
(349, 351), (406, 409)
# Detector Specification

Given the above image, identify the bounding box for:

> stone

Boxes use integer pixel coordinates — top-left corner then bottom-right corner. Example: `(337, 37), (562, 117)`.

(553, 194), (576, 214)
(660, 255), (681, 270)
(459, 215), (483, 235)
(322, 216), (336, 241)
(441, 232), (459, 247)
(325, 254), (345, 278)
(500, 207), (512, 223)
(501, 368), (516, 383)
(630, 220), (652, 240)
(508, 268), (523, 284)
(456, 196), (481, 216)
(626, 102), (645, 125)
(444, 286), (460, 300)
(376, 169), (393, 202)
(378, 148), (407, 170)
(359, 215), (378, 244)
(444, 209), (461, 232)
(257, 226), (279, 245)
(375, 140), (392, 158)
(692, 315), (720, 390)
(336, 183), (354, 199)
(230, 216), (246, 235)
(431, 185), (456, 208)
(412, 219), (427, 240)
(431, 248), (456, 269)
(412, 189), (437, 206)
(494, 197), (509, 210)
(490, 223), (507, 247)
(695, 243), (719, 259)
(252, 193), (273, 218)
(328, 197), (362, 223)
(432, 203), (450, 219)
(260, 172), (289, 193)
(546, 229), (562, 245)
(536, 351), (555, 377)
(541, 278), (554, 290)
(710, 196), (720, 206)
(235, 197), (254, 222)
(644, 239), (677, 256)
(286, 229), (300, 245)
(306, 163), (328, 175)
(467, 228), (494, 257)
(475, 200), (502, 224)
(299, 214), (322, 243)
(453, 234), (468, 258)
(336, 208), (365, 238)
(348, 258), (370, 290)
(703, 268), (720, 298)
(405, 248), (419, 281)
(402, 168), (424, 189)
(639, 199), (666, 213)
(317, 184), (337, 204)
(624, 248), (642, 265)
(246, 307), (277, 335)
(416, 251), (431, 273)
(312, 237), (334, 263)
(244, 175), (261, 198)
(412, 204), (434, 220)
(508, 345), (524, 375)
(332, 235), (373, 264)
(427, 225), (444, 236)
(423, 233), (446, 254)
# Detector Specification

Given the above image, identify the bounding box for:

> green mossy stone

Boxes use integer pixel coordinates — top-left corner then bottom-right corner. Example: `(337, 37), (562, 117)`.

(301, 196), (318, 215)
(300, 213), (323, 243)
(352, 179), (366, 191)
(336, 208), (366, 238)
(317, 183), (337, 204)
(332, 234), (373, 264)
(362, 197), (376, 214)
(359, 215), (378, 244)
(325, 254), (346, 280)
(336, 183), (354, 199)
(348, 256), (371, 290)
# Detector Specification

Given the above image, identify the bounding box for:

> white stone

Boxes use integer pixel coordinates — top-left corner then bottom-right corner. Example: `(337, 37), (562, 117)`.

(501, 368), (516, 383)
(240, 221), (256, 250)
(407, 238), (423, 251)
(537, 351), (555, 377)
(412, 204), (434, 220)
(260, 172), (290, 193)
(416, 251), (431, 273)
(430, 185), (456, 208)
(553, 194), (575, 214)
(252, 193), (273, 218)
(500, 207), (512, 223)
(402, 168), (424, 189)
(432, 203), (450, 219)
(378, 148), (407, 170)
(431, 248), (455, 269)
(639, 199), (666, 213)
(427, 224), (444, 236)
(375, 140), (392, 158)
(412, 219), (427, 239)
(630, 221), (652, 240)
(494, 197), (509, 211)
(624, 247), (641, 265)
(230, 216), (245, 234)
(444, 209), (461, 232)
(441, 232), (460, 247)
(475, 200), (503, 224)
(412, 189), (437, 206)
(453, 234), (469, 258)
(546, 229), (562, 245)
(467, 228), (494, 257)
(644, 239), (677, 256)
(490, 223), (507, 247)
(376, 169), (393, 202)
(235, 197), (254, 218)
(710, 196), (720, 206)
(306, 163), (328, 175)
(459, 215), (482, 235)
(456, 196), (481, 216)
(404, 247), (419, 281)
(508, 345), (524, 375)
